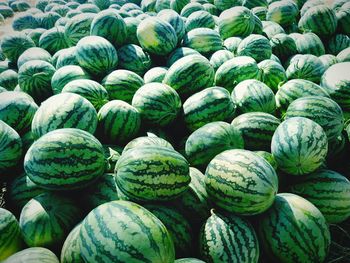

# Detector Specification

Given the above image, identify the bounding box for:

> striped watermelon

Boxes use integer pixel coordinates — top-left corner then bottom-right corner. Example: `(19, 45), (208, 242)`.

(185, 10), (215, 32)
(76, 36), (118, 77)
(175, 259), (206, 263)
(0, 69), (17, 90)
(223, 36), (242, 54)
(77, 3), (101, 13)
(183, 28), (223, 55)
(231, 79), (276, 114)
(199, 210), (259, 263)
(167, 47), (200, 67)
(237, 34), (272, 62)
(143, 66), (168, 83)
(270, 33), (297, 62)
(209, 50), (234, 72)
(252, 6), (267, 20)
(97, 100), (141, 144)
(39, 26), (69, 55)
(0, 32), (35, 62)
(24, 128), (106, 190)
(157, 9), (185, 43)
(39, 11), (61, 29)
(137, 17), (177, 55)
(266, 0), (299, 27)
(215, 56), (260, 92)
(115, 146), (190, 201)
(55, 47), (79, 69)
(3, 247), (59, 263)
(205, 149), (278, 215)
(285, 96), (344, 141)
(232, 112), (281, 151)
(290, 32), (325, 56)
(255, 151), (278, 171)
(290, 169), (350, 224)
(61, 79), (109, 111)
(79, 200), (175, 262)
(185, 121), (244, 168)
(183, 86), (235, 132)
(19, 192), (82, 249)
(28, 28), (47, 46)
(60, 223), (83, 263)
(17, 47), (52, 69)
(64, 13), (96, 47)
(262, 21), (285, 39)
(180, 2), (204, 17)
(218, 6), (255, 39)
(0, 208), (23, 261)
(244, 0), (268, 8)
(0, 120), (23, 173)
(31, 93), (98, 139)
(102, 69), (144, 103)
(299, 0), (324, 16)
(271, 117), (328, 176)
(123, 135), (173, 154)
(124, 17), (141, 45)
(258, 193), (330, 263)
(337, 2), (350, 35)
(117, 44), (152, 76)
(163, 54), (214, 98)
(258, 59), (287, 92)
(90, 9), (127, 47)
(18, 60), (56, 103)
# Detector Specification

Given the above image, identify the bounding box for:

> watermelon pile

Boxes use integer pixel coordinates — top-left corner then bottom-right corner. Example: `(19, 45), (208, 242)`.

(0, 0), (350, 262)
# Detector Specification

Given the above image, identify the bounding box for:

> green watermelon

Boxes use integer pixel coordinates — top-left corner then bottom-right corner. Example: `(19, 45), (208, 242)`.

(143, 66), (168, 83)
(255, 150), (278, 170)
(271, 117), (328, 176)
(205, 149), (278, 215)
(0, 32), (35, 63)
(27, 28), (47, 46)
(266, 0), (299, 27)
(0, 69), (18, 90)
(180, 2), (204, 17)
(39, 26), (69, 55)
(236, 34), (272, 62)
(157, 9), (185, 43)
(222, 36), (242, 54)
(290, 32), (325, 56)
(60, 223), (84, 263)
(167, 47), (200, 67)
(183, 28), (223, 55)
(209, 50), (235, 72)
(124, 16), (141, 44)
(258, 59), (287, 92)
(337, 2), (350, 35)
(64, 13), (96, 47)
(270, 33), (297, 62)
(24, 128), (106, 190)
(3, 247), (59, 263)
(39, 11), (61, 29)
(77, 3), (101, 13)
(262, 21), (285, 39)
(336, 46), (350, 62)
(117, 44), (152, 76)
(55, 47), (79, 69)
(185, 10), (215, 32)
(17, 47), (52, 69)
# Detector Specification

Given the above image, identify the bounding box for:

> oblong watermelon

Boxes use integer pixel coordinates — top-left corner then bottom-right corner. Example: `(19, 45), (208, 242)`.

(237, 34), (272, 62)
(183, 28), (223, 55)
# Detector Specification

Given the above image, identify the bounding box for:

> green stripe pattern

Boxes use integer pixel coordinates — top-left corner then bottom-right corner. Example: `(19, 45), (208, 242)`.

(167, 47), (200, 67)
(183, 28), (223, 55)
(266, 0), (299, 27)
(3, 247), (59, 263)
(123, 135), (174, 154)
(209, 50), (234, 72)
(205, 149), (278, 215)
(55, 46), (79, 69)
(17, 47), (52, 69)
(0, 32), (35, 62)
(290, 32), (325, 56)
(144, 67), (168, 83)
(64, 13), (96, 47)
(185, 10), (215, 32)
(117, 44), (152, 76)
(237, 34), (272, 63)
(257, 59), (287, 92)
(157, 9), (185, 43)
(39, 26), (69, 55)
(271, 117), (328, 176)
(115, 146), (190, 201)
(79, 200), (175, 262)
(60, 223), (84, 263)
(0, 120), (22, 171)
(24, 128), (106, 190)
(258, 193), (330, 263)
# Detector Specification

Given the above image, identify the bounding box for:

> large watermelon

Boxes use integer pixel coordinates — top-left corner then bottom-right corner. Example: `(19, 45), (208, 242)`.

(60, 223), (84, 263)
(64, 13), (96, 47)
(17, 47), (52, 69)
(0, 32), (35, 62)
(258, 59), (287, 92)
(3, 247), (59, 263)
(117, 44), (152, 76)
(182, 28), (223, 55)
(236, 34), (272, 62)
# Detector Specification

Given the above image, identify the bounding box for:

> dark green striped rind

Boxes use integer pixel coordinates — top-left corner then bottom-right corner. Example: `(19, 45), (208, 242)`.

(290, 169), (350, 224)
(144, 67), (168, 83)
(31, 93), (97, 139)
(39, 26), (69, 55)
(55, 47), (79, 69)
(157, 9), (185, 43)
(185, 10), (215, 32)
(237, 34), (272, 63)
(122, 135), (173, 154)
(166, 47), (200, 67)
(270, 33), (297, 62)
(163, 54), (214, 98)
(258, 59), (287, 92)
(124, 17), (141, 45)
(19, 192), (82, 248)
(0, 208), (23, 261)
(285, 96), (344, 141)
(243, 0), (267, 8)
(17, 47), (52, 69)
(183, 28), (223, 55)
(61, 79), (109, 111)
(117, 44), (152, 76)
(102, 69), (144, 103)
(51, 65), (90, 94)
(76, 36), (118, 77)
(3, 247), (59, 263)
(115, 146), (190, 201)
(60, 223), (84, 263)
(276, 79), (330, 113)
(290, 32), (325, 56)
(132, 82), (181, 127)
(271, 117), (328, 176)
(232, 112), (281, 151)
(199, 210), (259, 263)
(231, 79), (276, 114)
(258, 193), (331, 263)
(215, 56), (260, 92)
(254, 151), (278, 171)
(0, 120), (22, 171)
(185, 121), (244, 168)
(0, 32), (35, 62)
(0, 69), (17, 90)
(327, 34), (350, 56)
(0, 91), (38, 134)
(79, 200), (175, 262)
(24, 128), (106, 190)
(180, 2), (204, 17)
(205, 149), (278, 215)
(97, 100), (141, 144)
(262, 21), (285, 39)
(183, 86), (235, 132)
(266, 0), (299, 27)
(144, 204), (193, 258)
(218, 6), (255, 39)
(64, 13), (96, 47)
(209, 50), (234, 72)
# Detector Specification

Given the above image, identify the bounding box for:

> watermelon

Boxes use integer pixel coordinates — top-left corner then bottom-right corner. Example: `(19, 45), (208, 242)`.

(19, 192), (82, 248)
(55, 47), (79, 69)
(185, 10), (215, 32)
(270, 33), (297, 62)
(64, 13), (96, 47)
(141, 0), (156, 12)
(183, 28), (223, 55)
(255, 150), (278, 170)
(0, 32), (35, 63)
(122, 135), (173, 154)
(218, 6), (255, 39)
(124, 17), (141, 44)
(137, 17), (177, 55)
(180, 3), (204, 17)
(17, 47), (52, 69)
(102, 69), (144, 103)
(258, 59), (287, 92)
(3, 247), (59, 263)
(0, 5), (14, 18)
(39, 26), (69, 55)
(337, 2), (350, 35)
(0, 91), (38, 134)
(163, 54), (214, 98)
(231, 79), (276, 114)
(12, 13), (40, 31)
(284, 96), (344, 141)
(185, 121), (244, 168)
(18, 60), (56, 103)
(236, 34), (272, 62)
(0, 69), (18, 90)
(271, 117), (328, 176)
(258, 193), (330, 263)
(199, 210), (259, 263)
(266, 0), (299, 27)
(90, 9), (127, 47)
(209, 50), (234, 72)
(115, 146), (190, 201)
(79, 200), (175, 262)
(77, 3), (100, 13)
(24, 128), (106, 190)
(92, 0), (111, 10)
(337, 47), (350, 62)
(27, 28), (46, 46)
(252, 6), (267, 20)
(243, 0), (267, 8)
(66, 10), (82, 18)
(60, 223), (84, 263)
(262, 21), (285, 39)
(62, 79), (109, 110)
(38, 11), (61, 29)
(132, 82), (181, 127)
(166, 47), (200, 67)
(157, 9), (185, 43)
(117, 44), (152, 76)
(205, 149), (278, 215)
(232, 112), (281, 151)
(175, 259), (206, 263)
(290, 32), (325, 56)
(223, 36), (242, 54)
(143, 66), (168, 83)
(0, 208), (23, 261)
(215, 56), (260, 92)
(51, 65), (90, 94)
